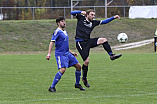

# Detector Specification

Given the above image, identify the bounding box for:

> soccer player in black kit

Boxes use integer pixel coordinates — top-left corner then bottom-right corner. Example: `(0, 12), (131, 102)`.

(71, 9), (122, 88)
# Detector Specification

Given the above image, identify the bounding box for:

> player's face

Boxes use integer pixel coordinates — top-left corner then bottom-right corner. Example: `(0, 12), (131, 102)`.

(58, 20), (66, 29)
(87, 12), (95, 22)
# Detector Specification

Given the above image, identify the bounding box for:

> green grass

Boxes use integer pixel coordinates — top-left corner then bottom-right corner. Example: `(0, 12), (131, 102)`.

(1, 52), (157, 104)
(0, 19), (157, 103)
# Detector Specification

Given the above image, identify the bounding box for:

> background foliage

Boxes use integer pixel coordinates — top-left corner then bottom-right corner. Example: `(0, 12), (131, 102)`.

(0, 0), (156, 20)
(0, 0), (156, 7)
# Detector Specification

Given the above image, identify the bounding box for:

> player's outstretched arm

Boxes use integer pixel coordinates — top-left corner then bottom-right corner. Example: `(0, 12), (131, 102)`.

(71, 11), (86, 16)
(100, 15), (120, 25)
(71, 11), (82, 16)
(46, 42), (54, 60)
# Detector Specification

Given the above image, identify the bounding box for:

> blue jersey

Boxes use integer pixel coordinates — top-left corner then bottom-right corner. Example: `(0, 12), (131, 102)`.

(51, 28), (69, 56)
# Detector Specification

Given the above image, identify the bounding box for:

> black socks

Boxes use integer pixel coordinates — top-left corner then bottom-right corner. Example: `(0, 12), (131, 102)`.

(82, 64), (88, 80)
(103, 41), (113, 56)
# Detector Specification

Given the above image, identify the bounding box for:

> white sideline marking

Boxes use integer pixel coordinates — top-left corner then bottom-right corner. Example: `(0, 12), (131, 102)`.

(112, 39), (154, 50)
(2, 93), (157, 103)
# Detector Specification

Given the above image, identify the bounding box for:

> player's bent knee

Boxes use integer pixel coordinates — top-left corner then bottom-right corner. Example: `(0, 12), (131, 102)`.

(98, 38), (108, 44)
(84, 61), (89, 66)
(60, 68), (66, 74)
(102, 38), (107, 43)
(84, 57), (89, 66)
(75, 63), (81, 71)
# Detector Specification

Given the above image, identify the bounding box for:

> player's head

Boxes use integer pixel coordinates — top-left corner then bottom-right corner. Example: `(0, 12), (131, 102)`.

(56, 16), (66, 29)
(86, 9), (95, 22)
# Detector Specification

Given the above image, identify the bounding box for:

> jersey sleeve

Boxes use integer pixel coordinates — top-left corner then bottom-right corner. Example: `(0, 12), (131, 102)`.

(71, 11), (82, 16)
(51, 30), (59, 42)
(76, 13), (85, 20)
(100, 17), (115, 24)
(92, 20), (101, 27)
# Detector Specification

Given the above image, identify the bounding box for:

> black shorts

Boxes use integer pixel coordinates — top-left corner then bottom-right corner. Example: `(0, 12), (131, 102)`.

(76, 38), (99, 61)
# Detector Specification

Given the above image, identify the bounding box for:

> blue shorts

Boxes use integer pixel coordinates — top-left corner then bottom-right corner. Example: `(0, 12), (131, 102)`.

(55, 52), (79, 69)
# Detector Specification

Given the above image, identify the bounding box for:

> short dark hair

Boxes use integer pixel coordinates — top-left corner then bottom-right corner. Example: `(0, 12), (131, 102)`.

(86, 9), (95, 15)
(56, 16), (65, 23)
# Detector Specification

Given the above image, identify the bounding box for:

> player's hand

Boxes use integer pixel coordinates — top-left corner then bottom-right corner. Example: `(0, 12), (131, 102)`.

(46, 54), (51, 60)
(81, 11), (86, 15)
(71, 52), (78, 57)
(114, 15), (120, 19)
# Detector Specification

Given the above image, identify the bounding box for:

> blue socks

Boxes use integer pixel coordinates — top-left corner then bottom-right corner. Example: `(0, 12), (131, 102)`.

(51, 70), (81, 88)
(75, 70), (81, 85)
(108, 52), (113, 56)
(51, 71), (62, 88)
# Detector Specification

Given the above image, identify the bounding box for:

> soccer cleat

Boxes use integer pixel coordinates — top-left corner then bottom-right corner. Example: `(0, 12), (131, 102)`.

(110, 54), (122, 60)
(82, 78), (90, 88)
(48, 86), (56, 92)
(75, 84), (85, 91)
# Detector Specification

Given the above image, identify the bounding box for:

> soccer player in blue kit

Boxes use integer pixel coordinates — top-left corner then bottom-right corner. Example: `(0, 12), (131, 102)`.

(46, 16), (85, 92)
(71, 9), (122, 88)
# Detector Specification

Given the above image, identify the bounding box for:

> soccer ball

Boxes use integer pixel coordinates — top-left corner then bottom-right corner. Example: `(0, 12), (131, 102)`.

(117, 33), (128, 43)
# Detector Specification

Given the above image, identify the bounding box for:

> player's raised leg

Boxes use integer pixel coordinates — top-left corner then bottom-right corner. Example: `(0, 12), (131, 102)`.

(97, 38), (122, 60)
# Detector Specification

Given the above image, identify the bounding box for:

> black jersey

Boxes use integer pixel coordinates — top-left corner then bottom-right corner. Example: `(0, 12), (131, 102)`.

(75, 13), (101, 41)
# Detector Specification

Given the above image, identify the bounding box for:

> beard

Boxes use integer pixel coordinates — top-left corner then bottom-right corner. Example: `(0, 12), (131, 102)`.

(60, 25), (65, 28)
(88, 17), (93, 22)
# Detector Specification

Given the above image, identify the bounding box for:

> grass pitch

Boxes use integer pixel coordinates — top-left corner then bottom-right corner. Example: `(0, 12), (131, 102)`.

(0, 52), (157, 104)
